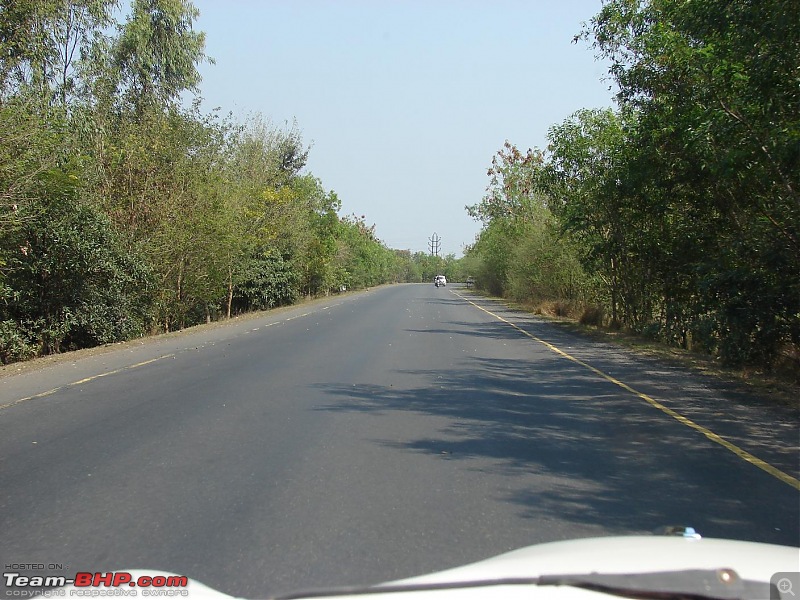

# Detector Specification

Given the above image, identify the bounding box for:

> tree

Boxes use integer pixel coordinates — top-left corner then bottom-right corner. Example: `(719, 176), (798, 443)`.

(0, 0), (116, 103)
(111, 0), (210, 114)
(465, 140), (591, 303)
(584, 0), (800, 366)
(335, 215), (397, 289)
(221, 116), (311, 316)
(0, 133), (153, 361)
(544, 108), (644, 325)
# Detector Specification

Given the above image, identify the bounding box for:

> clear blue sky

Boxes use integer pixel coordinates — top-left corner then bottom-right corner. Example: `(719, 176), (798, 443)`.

(188, 1), (616, 256)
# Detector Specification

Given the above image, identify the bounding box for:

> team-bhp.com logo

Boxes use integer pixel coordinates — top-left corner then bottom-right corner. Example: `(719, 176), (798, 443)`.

(4, 572), (188, 597)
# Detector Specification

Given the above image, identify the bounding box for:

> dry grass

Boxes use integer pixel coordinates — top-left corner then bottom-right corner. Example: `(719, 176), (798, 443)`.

(579, 305), (605, 327)
(503, 295), (799, 410)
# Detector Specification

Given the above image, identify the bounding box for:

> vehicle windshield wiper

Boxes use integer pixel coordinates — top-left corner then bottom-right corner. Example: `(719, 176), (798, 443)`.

(273, 568), (772, 600)
(537, 569), (770, 599)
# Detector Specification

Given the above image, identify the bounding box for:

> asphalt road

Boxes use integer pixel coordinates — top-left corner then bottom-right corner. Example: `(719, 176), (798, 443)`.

(1, 284), (798, 597)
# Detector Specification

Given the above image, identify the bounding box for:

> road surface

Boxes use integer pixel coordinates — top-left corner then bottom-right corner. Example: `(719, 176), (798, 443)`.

(1, 284), (798, 597)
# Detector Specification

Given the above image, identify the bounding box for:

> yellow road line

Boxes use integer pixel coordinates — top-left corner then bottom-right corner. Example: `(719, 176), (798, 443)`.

(454, 291), (800, 491)
(0, 354), (175, 412)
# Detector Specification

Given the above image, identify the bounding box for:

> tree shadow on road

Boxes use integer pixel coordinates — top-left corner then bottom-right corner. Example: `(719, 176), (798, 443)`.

(313, 354), (798, 546)
(404, 319), (523, 341)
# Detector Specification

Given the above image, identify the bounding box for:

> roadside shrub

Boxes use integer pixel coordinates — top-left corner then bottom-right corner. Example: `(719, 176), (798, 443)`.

(580, 305), (604, 327)
(232, 250), (299, 312)
(0, 320), (38, 364)
(1, 194), (154, 357)
(552, 301), (573, 317)
(639, 321), (661, 340)
(773, 345), (800, 383)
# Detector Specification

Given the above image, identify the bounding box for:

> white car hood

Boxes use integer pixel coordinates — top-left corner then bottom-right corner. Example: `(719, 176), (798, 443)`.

(56, 536), (800, 599)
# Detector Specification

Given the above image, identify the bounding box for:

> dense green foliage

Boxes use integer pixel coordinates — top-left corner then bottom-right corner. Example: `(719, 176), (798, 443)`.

(465, 0), (799, 371)
(0, 0), (436, 363)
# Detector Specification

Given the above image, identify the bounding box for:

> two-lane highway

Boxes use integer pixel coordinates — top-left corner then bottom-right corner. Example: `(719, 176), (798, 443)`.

(1, 284), (798, 597)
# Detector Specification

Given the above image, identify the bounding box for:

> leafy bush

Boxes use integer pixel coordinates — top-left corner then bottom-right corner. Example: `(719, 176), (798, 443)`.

(1, 191), (154, 356)
(233, 250), (299, 312)
(0, 320), (38, 364)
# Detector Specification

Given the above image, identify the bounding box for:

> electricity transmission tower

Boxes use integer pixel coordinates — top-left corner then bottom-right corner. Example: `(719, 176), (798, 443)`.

(428, 232), (442, 257)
